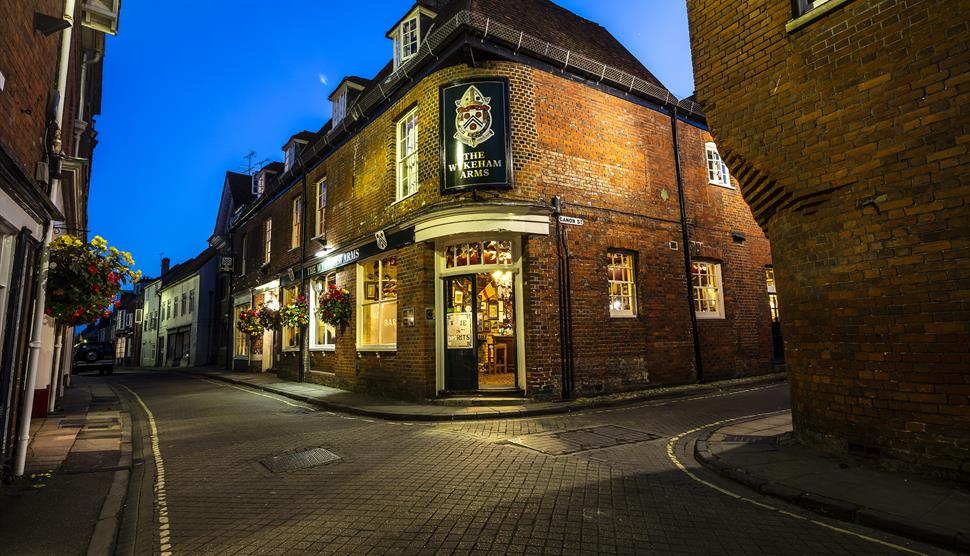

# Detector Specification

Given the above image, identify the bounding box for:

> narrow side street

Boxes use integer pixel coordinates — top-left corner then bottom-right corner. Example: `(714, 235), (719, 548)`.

(109, 371), (943, 555)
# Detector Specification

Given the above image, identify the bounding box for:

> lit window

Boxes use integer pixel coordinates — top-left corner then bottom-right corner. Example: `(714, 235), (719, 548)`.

(310, 273), (337, 350)
(282, 285), (300, 350)
(692, 261), (725, 318)
(234, 302), (250, 357)
(291, 197), (302, 249)
(394, 16), (419, 69)
(264, 218), (272, 264)
(445, 241), (513, 268)
(396, 108), (419, 200)
(766, 267), (780, 322)
(315, 178), (327, 238)
(358, 255), (397, 349)
(705, 142), (732, 188)
(607, 251), (637, 317)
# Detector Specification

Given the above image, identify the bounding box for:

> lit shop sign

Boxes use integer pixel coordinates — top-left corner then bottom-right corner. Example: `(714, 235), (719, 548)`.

(440, 78), (512, 194)
(310, 228), (415, 276)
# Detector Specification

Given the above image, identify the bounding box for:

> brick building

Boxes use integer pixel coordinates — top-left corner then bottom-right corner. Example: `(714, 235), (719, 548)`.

(0, 0), (120, 477)
(228, 0), (777, 401)
(686, 0), (969, 479)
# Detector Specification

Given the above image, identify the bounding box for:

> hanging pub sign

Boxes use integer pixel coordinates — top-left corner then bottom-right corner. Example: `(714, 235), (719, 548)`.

(440, 78), (512, 194)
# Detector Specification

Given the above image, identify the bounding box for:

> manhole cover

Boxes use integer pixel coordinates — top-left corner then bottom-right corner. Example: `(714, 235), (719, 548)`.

(506, 425), (661, 455)
(259, 448), (341, 473)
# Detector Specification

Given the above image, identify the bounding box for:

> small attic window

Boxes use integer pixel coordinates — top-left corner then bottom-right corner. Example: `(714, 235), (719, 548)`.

(332, 90), (347, 127)
(393, 15), (420, 69)
(284, 143), (298, 172)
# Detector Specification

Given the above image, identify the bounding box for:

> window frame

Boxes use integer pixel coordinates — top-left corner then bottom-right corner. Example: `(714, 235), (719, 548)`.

(240, 232), (247, 275)
(692, 260), (726, 319)
(394, 15), (420, 69)
(188, 290), (195, 314)
(765, 266), (780, 323)
(356, 254), (398, 351)
(705, 142), (733, 189)
(395, 107), (419, 201)
(314, 178), (327, 238)
(290, 197), (302, 250)
(234, 302), (251, 358)
(281, 285), (300, 351)
(309, 272), (337, 351)
(264, 218), (272, 265)
(607, 250), (638, 318)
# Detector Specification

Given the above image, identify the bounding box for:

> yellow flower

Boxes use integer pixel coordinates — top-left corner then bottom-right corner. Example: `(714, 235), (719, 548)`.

(109, 246), (119, 256)
(91, 236), (108, 251)
(123, 252), (134, 265)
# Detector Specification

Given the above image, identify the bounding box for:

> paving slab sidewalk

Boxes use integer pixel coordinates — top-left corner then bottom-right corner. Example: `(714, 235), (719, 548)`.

(695, 411), (970, 552)
(176, 368), (786, 421)
(0, 377), (132, 556)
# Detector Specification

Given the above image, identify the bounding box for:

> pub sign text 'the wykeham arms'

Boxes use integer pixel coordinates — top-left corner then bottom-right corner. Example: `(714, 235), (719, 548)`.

(440, 78), (512, 193)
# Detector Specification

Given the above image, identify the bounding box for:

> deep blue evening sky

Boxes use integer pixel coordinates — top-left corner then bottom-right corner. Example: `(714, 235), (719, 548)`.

(89, 1), (694, 277)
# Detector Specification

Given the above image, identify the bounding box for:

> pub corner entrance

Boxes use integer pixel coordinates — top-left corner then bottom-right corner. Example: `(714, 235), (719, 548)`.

(444, 271), (516, 392)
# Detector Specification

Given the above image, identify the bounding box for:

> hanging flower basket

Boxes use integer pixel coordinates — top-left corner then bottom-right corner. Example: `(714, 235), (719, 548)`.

(279, 295), (310, 328)
(258, 304), (282, 330)
(317, 284), (351, 327)
(46, 235), (141, 326)
(236, 307), (264, 337)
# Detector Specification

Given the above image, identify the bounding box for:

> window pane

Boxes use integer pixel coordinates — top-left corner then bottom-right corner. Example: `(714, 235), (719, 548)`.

(380, 301), (397, 345)
(361, 302), (381, 345)
(382, 257), (397, 300)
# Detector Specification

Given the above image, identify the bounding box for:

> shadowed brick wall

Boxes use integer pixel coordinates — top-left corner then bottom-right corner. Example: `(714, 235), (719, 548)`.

(687, 0), (970, 479)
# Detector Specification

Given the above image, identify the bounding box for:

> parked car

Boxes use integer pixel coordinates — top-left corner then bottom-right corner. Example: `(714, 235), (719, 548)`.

(72, 341), (115, 375)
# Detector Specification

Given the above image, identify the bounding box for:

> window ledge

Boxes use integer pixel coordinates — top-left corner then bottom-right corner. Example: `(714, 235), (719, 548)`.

(696, 313), (726, 320)
(282, 347), (300, 352)
(786, 0), (856, 33)
(233, 355), (249, 359)
(357, 346), (396, 353)
(309, 345), (336, 352)
(609, 313), (638, 319)
(391, 191), (418, 206)
(709, 181), (735, 190)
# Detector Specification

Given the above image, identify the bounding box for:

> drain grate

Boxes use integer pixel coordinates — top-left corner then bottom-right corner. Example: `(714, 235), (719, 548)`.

(722, 434), (783, 444)
(506, 425), (661, 455)
(259, 447), (341, 473)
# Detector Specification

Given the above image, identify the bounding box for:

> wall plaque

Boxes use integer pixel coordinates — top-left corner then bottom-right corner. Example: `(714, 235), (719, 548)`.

(440, 78), (512, 194)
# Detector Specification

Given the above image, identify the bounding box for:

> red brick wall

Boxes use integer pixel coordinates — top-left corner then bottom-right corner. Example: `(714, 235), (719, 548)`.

(687, 0), (970, 479)
(0, 0), (61, 182)
(234, 59), (775, 400)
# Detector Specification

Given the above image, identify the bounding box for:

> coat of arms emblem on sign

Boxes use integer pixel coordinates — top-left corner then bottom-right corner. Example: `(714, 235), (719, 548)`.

(454, 85), (494, 148)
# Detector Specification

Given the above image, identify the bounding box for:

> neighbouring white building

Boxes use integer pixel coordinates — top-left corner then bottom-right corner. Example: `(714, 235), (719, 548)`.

(155, 248), (219, 367)
(139, 277), (162, 367)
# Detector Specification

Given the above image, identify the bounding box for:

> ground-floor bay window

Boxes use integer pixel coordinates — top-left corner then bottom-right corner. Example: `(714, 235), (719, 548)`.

(310, 273), (337, 350)
(281, 285), (300, 350)
(357, 254), (398, 350)
(234, 302), (250, 357)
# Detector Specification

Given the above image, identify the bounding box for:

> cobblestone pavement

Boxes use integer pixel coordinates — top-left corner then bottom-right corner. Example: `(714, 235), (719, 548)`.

(114, 371), (947, 555)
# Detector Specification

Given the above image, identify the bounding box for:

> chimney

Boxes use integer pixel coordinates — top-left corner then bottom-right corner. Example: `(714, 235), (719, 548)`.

(161, 257), (170, 275)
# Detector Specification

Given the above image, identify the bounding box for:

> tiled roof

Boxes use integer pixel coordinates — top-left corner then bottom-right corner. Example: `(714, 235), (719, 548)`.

(161, 246), (216, 287)
(226, 171), (254, 206)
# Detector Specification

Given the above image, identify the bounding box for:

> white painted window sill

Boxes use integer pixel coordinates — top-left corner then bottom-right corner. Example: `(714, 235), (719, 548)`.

(786, 0), (856, 33)
(309, 346), (336, 352)
(709, 181), (735, 190)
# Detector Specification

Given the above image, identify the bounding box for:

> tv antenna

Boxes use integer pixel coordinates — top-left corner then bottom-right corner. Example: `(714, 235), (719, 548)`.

(241, 151), (270, 176)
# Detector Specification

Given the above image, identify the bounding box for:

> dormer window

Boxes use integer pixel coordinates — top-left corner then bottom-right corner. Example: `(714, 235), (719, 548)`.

(388, 6), (435, 71)
(284, 143), (297, 172)
(332, 91), (347, 127)
(394, 16), (419, 69)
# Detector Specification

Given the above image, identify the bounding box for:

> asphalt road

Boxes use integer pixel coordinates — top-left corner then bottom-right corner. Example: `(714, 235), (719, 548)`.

(112, 371), (947, 555)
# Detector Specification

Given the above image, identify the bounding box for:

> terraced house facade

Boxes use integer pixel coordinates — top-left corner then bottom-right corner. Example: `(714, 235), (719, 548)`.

(228, 0), (778, 401)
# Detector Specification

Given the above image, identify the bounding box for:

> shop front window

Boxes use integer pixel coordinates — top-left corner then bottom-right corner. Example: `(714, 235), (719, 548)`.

(234, 303), (250, 357)
(359, 255), (397, 349)
(446, 240), (512, 269)
(310, 273), (337, 349)
(282, 285), (300, 350)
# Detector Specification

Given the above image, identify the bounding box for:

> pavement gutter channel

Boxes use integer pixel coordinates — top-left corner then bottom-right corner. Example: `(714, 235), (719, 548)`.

(693, 417), (970, 552)
(186, 371), (788, 422)
(85, 384), (134, 556)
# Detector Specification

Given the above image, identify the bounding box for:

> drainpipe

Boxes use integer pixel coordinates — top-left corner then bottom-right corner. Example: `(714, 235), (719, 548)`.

(74, 50), (102, 156)
(48, 323), (64, 413)
(552, 196), (574, 400)
(15, 0), (76, 478)
(670, 107), (704, 383)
